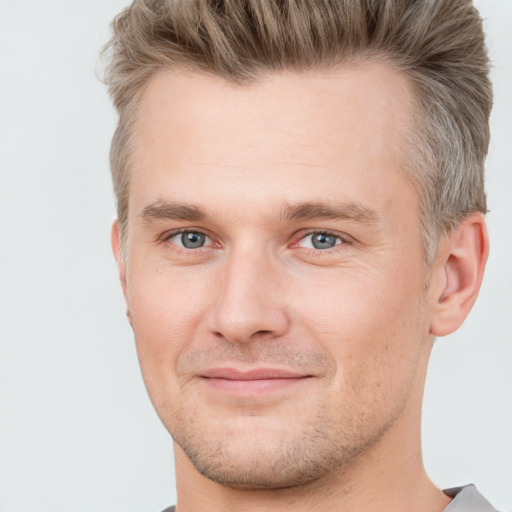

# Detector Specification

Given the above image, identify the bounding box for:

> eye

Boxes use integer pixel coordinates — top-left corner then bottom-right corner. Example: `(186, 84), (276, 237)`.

(298, 232), (343, 250)
(168, 230), (211, 249)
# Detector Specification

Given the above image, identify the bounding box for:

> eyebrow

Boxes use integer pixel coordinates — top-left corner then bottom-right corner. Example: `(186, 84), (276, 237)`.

(282, 202), (380, 225)
(139, 200), (379, 225)
(140, 201), (207, 223)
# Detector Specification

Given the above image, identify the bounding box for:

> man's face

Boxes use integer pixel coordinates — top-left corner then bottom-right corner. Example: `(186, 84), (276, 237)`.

(118, 62), (435, 488)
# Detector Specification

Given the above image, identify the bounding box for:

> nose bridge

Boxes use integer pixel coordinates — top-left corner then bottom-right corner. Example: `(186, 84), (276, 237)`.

(212, 243), (289, 343)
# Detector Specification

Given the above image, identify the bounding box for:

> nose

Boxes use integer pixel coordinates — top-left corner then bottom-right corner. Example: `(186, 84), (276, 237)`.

(209, 247), (290, 344)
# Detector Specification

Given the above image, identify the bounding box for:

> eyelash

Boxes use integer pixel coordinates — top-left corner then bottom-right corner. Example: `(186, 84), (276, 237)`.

(292, 230), (348, 252)
(160, 229), (350, 254)
(162, 229), (216, 251)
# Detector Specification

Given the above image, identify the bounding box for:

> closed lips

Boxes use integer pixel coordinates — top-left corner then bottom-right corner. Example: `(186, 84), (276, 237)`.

(201, 368), (311, 380)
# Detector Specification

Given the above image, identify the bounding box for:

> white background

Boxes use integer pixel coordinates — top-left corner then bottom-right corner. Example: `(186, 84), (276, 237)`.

(0, 1), (510, 511)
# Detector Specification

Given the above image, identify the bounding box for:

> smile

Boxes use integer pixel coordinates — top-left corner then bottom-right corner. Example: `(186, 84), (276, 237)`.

(200, 368), (313, 395)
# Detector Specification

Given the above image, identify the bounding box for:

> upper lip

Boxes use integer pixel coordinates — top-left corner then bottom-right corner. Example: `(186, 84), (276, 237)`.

(201, 368), (310, 380)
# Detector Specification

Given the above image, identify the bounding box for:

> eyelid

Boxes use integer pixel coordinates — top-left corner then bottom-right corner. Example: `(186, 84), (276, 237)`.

(158, 227), (351, 251)
(161, 228), (218, 248)
(290, 229), (351, 250)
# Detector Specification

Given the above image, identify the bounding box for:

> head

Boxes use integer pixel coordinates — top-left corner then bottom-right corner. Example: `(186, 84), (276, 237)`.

(104, 0), (491, 493)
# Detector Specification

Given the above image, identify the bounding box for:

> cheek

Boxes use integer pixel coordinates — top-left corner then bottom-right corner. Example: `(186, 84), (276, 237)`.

(125, 261), (213, 389)
(128, 257), (212, 328)
(291, 264), (427, 396)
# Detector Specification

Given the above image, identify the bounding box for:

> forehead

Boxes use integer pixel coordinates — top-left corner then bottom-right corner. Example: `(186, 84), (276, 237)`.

(134, 61), (413, 153)
(129, 61), (416, 218)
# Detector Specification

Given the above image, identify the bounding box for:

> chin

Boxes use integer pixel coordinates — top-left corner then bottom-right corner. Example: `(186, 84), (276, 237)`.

(168, 408), (386, 490)
(180, 437), (337, 490)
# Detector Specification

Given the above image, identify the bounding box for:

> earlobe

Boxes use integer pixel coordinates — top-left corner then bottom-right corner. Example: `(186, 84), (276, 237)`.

(111, 220), (129, 301)
(430, 213), (489, 337)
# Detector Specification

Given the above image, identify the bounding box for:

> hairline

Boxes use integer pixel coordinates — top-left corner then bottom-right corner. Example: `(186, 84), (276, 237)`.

(114, 55), (457, 266)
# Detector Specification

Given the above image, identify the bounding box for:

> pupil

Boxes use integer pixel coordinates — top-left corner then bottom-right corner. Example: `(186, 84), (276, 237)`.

(182, 231), (205, 249)
(312, 233), (336, 249)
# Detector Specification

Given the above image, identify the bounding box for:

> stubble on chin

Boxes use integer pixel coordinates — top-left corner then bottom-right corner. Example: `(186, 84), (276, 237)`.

(164, 351), (402, 490)
(169, 392), (403, 490)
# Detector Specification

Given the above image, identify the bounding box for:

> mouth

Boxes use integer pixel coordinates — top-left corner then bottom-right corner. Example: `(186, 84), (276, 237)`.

(200, 368), (313, 395)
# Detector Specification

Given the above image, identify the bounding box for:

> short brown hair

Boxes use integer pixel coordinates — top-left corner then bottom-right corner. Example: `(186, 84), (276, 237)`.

(103, 0), (492, 264)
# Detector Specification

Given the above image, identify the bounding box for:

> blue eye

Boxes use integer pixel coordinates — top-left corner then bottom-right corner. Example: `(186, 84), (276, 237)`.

(299, 232), (342, 250)
(169, 231), (210, 249)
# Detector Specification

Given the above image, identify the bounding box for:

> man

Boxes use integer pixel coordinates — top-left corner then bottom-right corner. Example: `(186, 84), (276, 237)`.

(103, 1), (497, 510)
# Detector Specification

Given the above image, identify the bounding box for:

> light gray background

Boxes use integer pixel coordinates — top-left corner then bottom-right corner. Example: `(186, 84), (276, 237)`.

(0, 1), (510, 511)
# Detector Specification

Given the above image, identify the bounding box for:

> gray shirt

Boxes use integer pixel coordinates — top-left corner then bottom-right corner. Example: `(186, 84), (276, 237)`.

(443, 485), (499, 512)
(160, 484), (499, 512)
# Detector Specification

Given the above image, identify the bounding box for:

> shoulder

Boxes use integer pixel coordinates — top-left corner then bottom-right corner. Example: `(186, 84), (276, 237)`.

(443, 485), (500, 512)
(158, 487), (501, 512)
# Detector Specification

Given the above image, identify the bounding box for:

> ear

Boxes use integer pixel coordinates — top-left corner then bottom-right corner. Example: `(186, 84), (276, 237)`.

(111, 220), (128, 302)
(429, 212), (489, 337)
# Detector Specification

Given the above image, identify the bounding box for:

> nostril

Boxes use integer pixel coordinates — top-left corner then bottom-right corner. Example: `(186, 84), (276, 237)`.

(210, 297), (291, 343)
(213, 329), (273, 342)
(214, 329), (271, 341)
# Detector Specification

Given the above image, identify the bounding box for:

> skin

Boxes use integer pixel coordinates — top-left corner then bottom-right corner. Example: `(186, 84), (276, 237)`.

(112, 61), (488, 512)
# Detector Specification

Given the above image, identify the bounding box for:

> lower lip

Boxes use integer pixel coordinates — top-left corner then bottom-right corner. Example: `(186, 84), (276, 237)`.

(202, 377), (309, 395)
